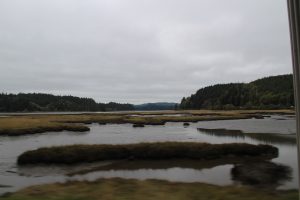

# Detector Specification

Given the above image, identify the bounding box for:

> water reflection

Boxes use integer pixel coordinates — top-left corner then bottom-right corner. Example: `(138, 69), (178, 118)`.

(197, 128), (245, 139)
(17, 159), (291, 189)
(197, 128), (296, 145)
(196, 115), (296, 134)
(64, 158), (273, 176)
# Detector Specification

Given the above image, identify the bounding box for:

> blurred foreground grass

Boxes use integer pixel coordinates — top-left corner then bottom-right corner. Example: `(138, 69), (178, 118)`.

(0, 178), (297, 200)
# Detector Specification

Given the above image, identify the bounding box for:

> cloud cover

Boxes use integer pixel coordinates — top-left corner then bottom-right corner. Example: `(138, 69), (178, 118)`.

(0, 0), (292, 103)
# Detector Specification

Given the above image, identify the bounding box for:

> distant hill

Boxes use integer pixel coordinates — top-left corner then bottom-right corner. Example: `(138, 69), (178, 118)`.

(0, 93), (134, 112)
(180, 74), (294, 110)
(134, 102), (177, 110)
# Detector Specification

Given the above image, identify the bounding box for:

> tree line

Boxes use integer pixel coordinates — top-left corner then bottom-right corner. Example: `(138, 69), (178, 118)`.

(180, 74), (294, 110)
(0, 93), (134, 112)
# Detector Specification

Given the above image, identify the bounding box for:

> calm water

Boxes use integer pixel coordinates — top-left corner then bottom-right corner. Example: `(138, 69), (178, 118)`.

(0, 115), (297, 194)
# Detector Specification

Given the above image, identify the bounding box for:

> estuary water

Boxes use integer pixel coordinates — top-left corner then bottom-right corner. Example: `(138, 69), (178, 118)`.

(0, 115), (297, 194)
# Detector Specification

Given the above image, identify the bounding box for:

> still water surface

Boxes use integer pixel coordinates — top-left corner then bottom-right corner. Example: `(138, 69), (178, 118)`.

(0, 115), (297, 194)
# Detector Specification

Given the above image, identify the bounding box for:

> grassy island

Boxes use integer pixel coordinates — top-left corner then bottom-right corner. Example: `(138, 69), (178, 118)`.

(17, 142), (278, 165)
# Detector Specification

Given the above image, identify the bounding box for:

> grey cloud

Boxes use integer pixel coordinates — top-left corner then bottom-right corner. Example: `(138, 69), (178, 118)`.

(0, 0), (292, 104)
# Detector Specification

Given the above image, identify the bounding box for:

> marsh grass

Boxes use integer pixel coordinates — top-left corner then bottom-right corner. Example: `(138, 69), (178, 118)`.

(0, 109), (294, 136)
(17, 142), (278, 165)
(0, 178), (297, 200)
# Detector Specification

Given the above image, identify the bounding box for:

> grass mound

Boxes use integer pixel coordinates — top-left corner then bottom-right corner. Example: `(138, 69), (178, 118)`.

(17, 142), (278, 165)
(231, 161), (292, 187)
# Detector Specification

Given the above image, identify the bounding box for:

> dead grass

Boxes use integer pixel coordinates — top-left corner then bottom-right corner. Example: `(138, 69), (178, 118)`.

(0, 109), (294, 136)
(0, 178), (297, 200)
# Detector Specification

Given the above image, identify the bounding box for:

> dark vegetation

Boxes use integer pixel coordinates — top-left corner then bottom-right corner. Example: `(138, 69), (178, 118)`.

(134, 102), (177, 110)
(231, 161), (292, 187)
(180, 74), (294, 110)
(0, 93), (134, 112)
(0, 124), (90, 136)
(17, 142), (278, 165)
(133, 124), (145, 127)
(0, 74), (294, 112)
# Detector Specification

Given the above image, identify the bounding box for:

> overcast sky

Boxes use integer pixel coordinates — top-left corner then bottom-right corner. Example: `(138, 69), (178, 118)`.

(0, 0), (293, 104)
